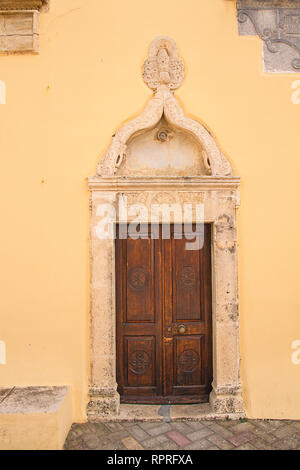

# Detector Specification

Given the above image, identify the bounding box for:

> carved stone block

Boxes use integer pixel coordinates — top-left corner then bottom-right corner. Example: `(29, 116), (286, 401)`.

(237, 0), (300, 72)
(0, 1), (49, 53)
(0, 10), (38, 52)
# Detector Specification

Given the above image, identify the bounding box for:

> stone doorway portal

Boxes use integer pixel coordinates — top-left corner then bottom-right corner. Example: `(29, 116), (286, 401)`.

(87, 36), (245, 420)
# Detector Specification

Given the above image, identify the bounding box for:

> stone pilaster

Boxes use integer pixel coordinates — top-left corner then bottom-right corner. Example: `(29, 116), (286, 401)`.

(88, 191), (120, 418)
(209, 192), (244, 415)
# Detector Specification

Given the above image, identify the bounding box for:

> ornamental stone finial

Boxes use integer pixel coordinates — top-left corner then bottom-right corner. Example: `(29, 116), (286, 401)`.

(142, 36), (184, 91)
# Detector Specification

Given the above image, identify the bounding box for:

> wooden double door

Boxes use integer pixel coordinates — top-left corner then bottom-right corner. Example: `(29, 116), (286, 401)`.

(116, 224), (213, 404)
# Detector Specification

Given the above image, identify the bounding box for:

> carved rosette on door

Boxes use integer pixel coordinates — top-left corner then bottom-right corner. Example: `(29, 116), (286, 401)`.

(178, 266), (197, 289)
(116, 224), (212, 404)
(129, 350), (151, 375)
(128, 267), (148, 291)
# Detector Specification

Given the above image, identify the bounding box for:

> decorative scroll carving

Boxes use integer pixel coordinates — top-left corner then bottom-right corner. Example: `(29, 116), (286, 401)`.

(178, 192), (205, 204)
(163, 92), (232, 176)
(97, 36), (232, 177)
(237, 1), (300, 72)
(238, 9), (300, 70)
(97, 92), (164, 176)
(151, 191), (177, 205)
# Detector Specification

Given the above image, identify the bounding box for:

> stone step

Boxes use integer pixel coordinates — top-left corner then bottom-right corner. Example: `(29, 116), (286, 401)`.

(0, 386), (72, 450)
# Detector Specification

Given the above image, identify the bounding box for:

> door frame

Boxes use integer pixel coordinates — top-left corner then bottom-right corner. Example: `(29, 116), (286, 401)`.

(87, 176), (245, 419)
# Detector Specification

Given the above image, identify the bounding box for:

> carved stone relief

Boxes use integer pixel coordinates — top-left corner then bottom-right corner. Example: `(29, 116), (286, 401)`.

(237, 0), (300, 72)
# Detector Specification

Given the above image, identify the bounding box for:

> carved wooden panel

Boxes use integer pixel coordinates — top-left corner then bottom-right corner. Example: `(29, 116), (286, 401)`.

(174, 336), (204, 387)
(125, 236), (155, 323)
(173, 229), (203, 321)
(125, 336), (156, 388)
(116, 225), (163, 402)
(164, 224), (212, 401)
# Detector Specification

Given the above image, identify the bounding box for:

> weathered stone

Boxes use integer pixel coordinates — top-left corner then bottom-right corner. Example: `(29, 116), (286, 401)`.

(0, 386), (72, 450)
(0, 1), (49, 53)
(0, 10), (38, 53)
(0, 386), (69, 414)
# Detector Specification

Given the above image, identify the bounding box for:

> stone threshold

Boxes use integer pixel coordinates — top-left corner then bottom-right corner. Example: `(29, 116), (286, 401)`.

(88, 403), (246, 423)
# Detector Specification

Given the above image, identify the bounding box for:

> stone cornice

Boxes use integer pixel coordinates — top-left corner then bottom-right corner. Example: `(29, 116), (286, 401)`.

(237, 1), (300, 8)
(0, 0), (47, 10)
(88, 176), (240, 192)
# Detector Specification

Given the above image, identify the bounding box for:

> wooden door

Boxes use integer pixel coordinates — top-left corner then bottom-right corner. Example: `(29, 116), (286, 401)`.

(116, 224), (212, 404)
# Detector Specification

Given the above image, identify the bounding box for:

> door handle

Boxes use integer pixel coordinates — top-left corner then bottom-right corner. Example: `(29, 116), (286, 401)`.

(178, 324), (186, 335)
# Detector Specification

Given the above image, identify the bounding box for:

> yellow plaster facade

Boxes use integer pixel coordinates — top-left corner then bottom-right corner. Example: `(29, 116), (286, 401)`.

(0, 0), (299, 424)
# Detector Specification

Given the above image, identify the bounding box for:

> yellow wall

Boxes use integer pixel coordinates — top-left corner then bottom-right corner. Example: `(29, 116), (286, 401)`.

(0, 0), (299, 421)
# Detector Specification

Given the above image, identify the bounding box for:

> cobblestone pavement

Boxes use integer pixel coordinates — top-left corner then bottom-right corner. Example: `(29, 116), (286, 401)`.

(64, 419), (300, 450)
